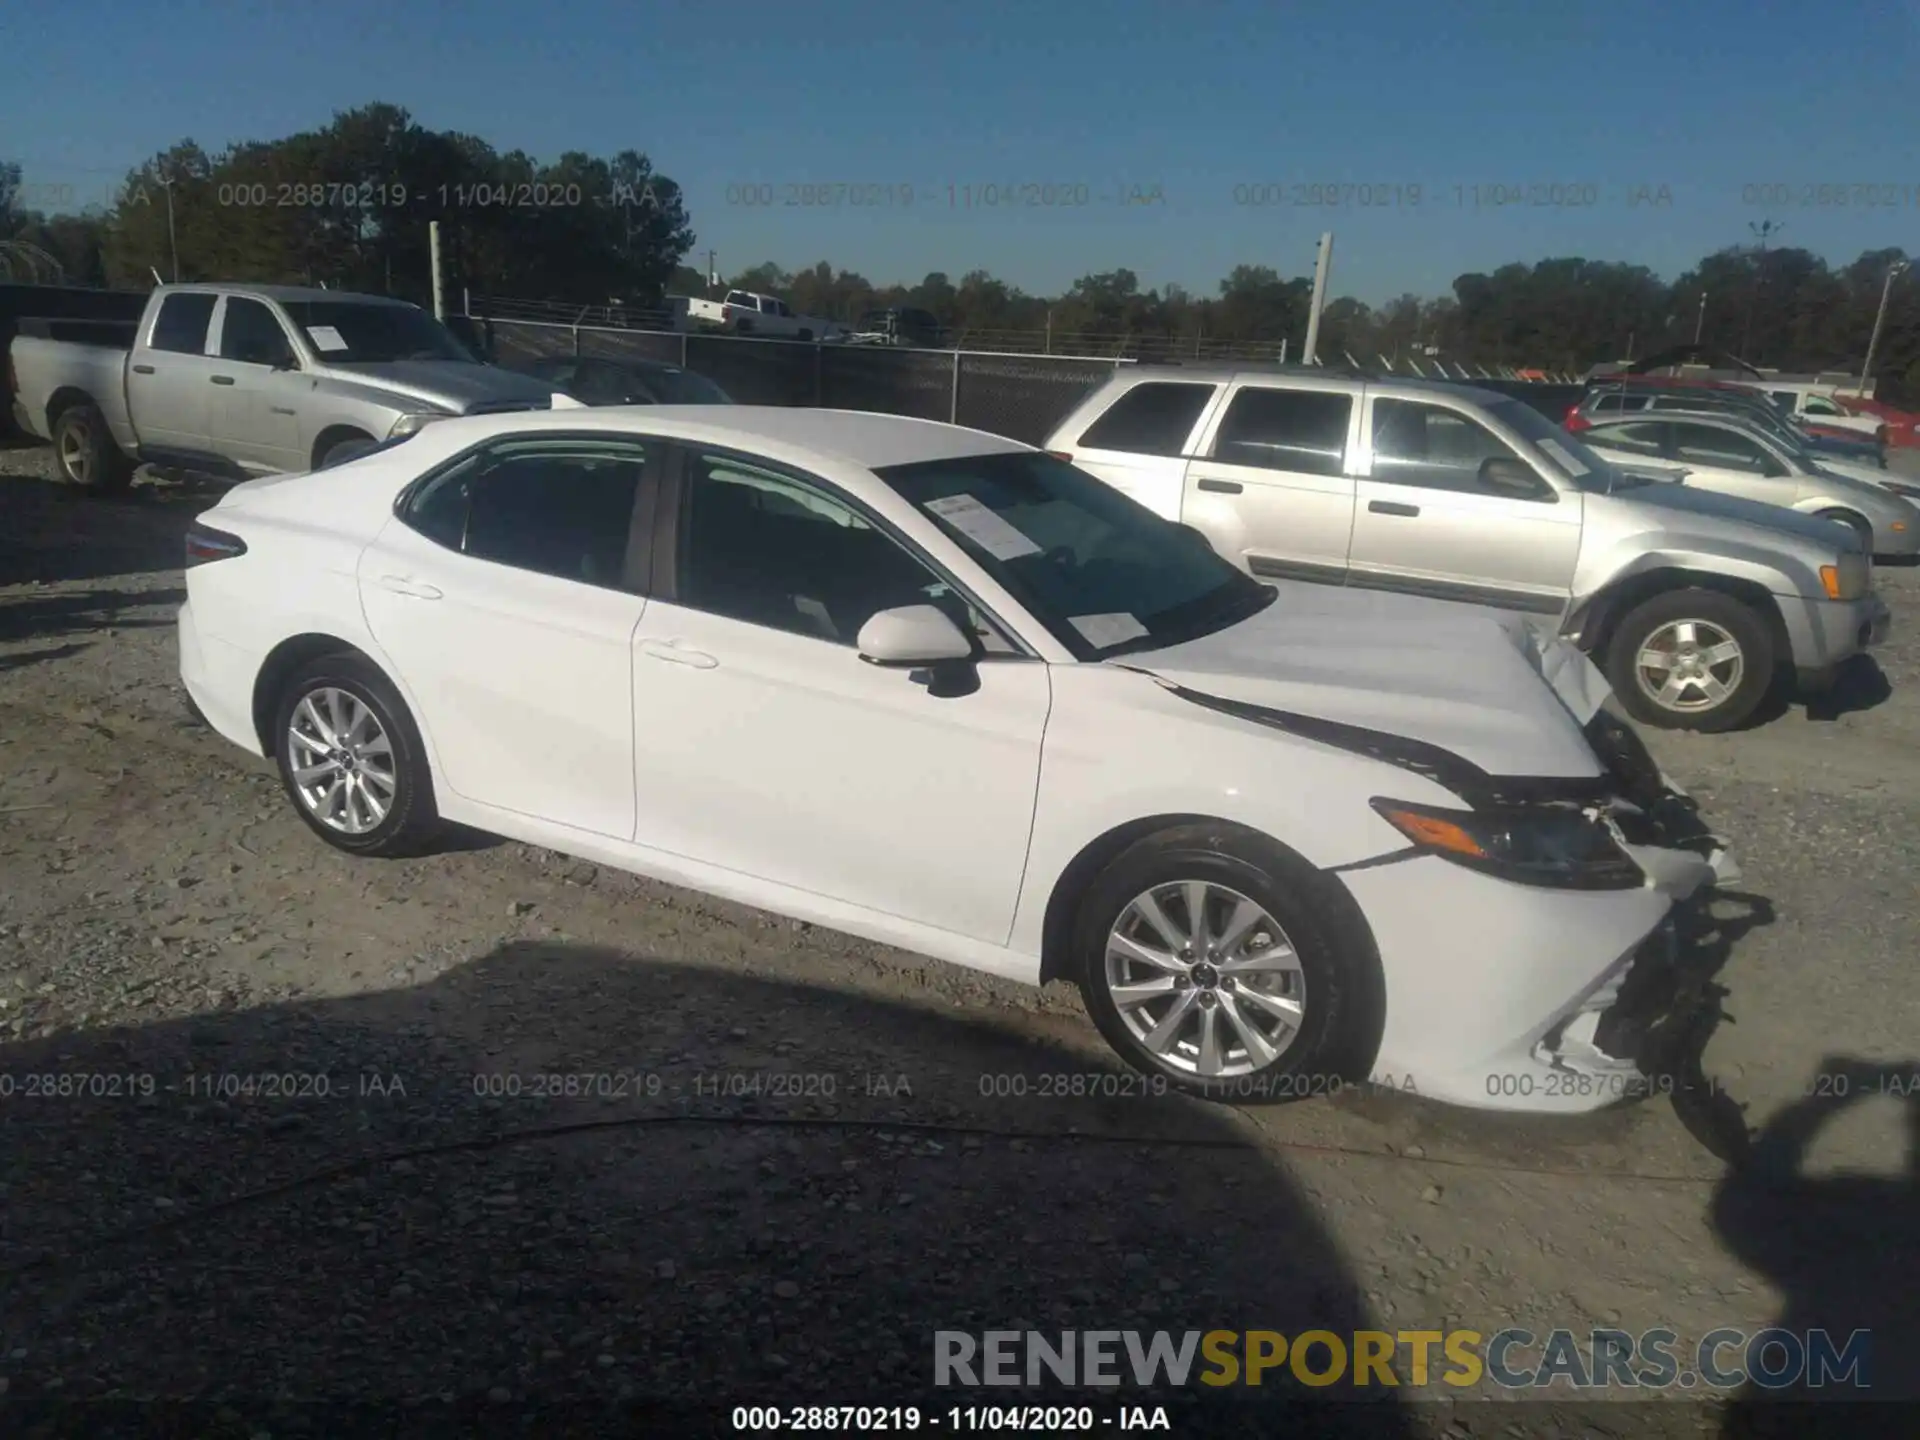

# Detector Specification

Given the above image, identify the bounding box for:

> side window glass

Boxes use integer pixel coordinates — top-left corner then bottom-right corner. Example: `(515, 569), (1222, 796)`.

(149, 293), (217, 354)
(1369, 400), (1545, 497)
(403, 443), (647, 586)
(216, 297), (295, 366)
(1593, 422), (1668, 457)
(1671, 425), (1775, 475)
(678, 453), (1012, 650)
(1075, 382), (1215, 456)
(1210, 387), (1351, 475)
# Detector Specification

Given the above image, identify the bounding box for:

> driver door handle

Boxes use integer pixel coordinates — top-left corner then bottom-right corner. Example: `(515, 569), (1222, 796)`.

(210, 375), (236, 385)
(379, 575), (442, 600)
(639, 638), (718, 669)
(1368, 500), (1420, 517)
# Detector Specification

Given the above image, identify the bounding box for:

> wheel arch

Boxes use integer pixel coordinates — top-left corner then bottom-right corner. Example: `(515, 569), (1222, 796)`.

(251, 633), (384, 757)
(1036, 814), (1384, 999)
(45, 384), (102, 432)
(1569, 568), (1790, 668)
(311, 424), (377, 471)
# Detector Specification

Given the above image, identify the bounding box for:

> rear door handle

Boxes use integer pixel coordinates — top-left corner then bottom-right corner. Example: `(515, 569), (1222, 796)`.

(379, 575), (442, 600)
(132, 364), (156, 375)
(210, 375), (236, 386)
(1368, 500), (1420, 517)
(1196, 478), (1243, 494)
(639, 638), (718, 669)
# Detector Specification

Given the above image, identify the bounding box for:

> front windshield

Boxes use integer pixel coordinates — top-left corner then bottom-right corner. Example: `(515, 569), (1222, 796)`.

(281, 300), (477, 364)
(874, 450), (1273, 660)
(644, 367), (732, 403)
(1488, 398), (1620, 493)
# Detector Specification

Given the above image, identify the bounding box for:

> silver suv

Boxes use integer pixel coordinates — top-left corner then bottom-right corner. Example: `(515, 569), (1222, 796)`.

(1045, 365), (1892, 732)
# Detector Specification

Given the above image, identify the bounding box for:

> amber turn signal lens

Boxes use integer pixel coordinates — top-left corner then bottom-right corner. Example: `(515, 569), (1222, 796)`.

(1376, 807), (1489, 858)
(1819, 565), (1842, 599)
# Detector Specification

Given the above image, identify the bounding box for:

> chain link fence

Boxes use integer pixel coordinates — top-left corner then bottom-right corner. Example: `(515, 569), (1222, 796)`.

(480, 317), (1129, 444)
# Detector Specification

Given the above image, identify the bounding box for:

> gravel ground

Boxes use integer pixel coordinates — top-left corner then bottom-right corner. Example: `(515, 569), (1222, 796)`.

(1, 440), (1915, 1436)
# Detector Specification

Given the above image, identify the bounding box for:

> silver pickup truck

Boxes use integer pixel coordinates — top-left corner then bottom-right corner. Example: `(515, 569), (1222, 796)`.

(8, 283), (561, 491)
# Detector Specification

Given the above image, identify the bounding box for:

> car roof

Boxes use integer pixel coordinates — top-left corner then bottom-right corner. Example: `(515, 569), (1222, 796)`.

(404, 405), (1030, 472)
(162, 283), (412, 307)
(1116, 363), (1512, 405)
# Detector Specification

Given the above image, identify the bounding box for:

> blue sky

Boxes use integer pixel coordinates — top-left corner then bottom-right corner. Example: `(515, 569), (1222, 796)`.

(6, 0), (1920, 303)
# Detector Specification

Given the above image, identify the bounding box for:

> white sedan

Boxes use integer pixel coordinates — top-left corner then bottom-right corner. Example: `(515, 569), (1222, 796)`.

(178, 407), (1732, 1112)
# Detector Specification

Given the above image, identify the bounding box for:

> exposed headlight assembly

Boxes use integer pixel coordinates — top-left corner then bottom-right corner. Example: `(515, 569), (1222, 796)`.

(1371, 798), (1643, 890)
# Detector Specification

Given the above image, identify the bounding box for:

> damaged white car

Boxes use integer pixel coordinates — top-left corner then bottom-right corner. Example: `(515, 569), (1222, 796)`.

(177, 409), (1736, 1113)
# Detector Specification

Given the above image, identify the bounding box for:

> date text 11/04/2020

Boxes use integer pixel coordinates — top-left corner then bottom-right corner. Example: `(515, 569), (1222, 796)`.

(723, 183), (1166, 209)
(1231, 182), (1674, 209)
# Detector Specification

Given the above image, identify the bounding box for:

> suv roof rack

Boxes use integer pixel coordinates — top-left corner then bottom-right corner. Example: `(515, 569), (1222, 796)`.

(1149, 359), (1377, 380)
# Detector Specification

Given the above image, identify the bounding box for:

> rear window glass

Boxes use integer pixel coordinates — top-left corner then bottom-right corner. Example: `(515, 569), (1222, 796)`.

(1076, 382), (1215, 456)
(149, 293), (217, 354)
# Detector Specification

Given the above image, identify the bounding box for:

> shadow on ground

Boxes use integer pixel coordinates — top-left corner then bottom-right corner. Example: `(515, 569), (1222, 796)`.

(0, 942), (1418, 1436)
(0, 469), (223, 587)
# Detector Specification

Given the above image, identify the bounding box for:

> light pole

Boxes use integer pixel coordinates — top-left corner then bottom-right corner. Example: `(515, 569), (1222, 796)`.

(1741, 219), (1783, 361)
(1694, 291), (1707, 344)
(1858, 258), (1910, 399)
(155, 173), (180, 282)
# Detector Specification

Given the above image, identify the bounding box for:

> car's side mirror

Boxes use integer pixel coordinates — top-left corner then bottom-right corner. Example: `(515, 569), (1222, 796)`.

(1478, 456), (1550, 500)
(857, 604), (975, 666)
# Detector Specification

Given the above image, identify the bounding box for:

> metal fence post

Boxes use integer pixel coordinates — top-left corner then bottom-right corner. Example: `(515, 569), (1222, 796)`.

(680, 332), (688, 367)
(950, 351), (961, 423)
(814, 342), (824, 407)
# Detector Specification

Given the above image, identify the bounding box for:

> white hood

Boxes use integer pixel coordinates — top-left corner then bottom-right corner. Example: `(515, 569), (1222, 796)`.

(1122, 587), (1609, 780)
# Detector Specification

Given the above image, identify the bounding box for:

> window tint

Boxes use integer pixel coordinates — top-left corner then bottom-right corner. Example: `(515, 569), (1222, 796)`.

(571, 362), (637, 405)
(1590, 421), (1669, 457)
(216, 297), (295, 365)
(1593, 393), (1626, 413)
(677, 453), (1013, 651)
(149, 292), (217, 354)
(1769, 391), (1798, 411)
(403, 441), (647, 587)
(1210, 387), (1351, 475)
(1803, 395), (1843, 415)
(1076, 382), (1214, 456)
(1670, 423), (1779, 474)
(1369, 399), (1544, 497)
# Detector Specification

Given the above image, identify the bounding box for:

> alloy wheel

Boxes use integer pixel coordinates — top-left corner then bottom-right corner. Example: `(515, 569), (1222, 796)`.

(1632, 619), (1745, 714)
(58, 427), (90, 485)
(285, 687), (397, 835)
(1104, 880), (1306, 1079)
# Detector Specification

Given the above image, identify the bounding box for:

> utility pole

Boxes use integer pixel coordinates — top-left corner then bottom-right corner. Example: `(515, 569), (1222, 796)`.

(429, 221), (445, 321)
(1858, 258), (1910, 399)
(707, 249), (717, 293)
(155, 173), (180, 282)
(1694, 291), (1707, 344)
(1302, 231), (1333, 365)
(1741, 220), (1784, 361)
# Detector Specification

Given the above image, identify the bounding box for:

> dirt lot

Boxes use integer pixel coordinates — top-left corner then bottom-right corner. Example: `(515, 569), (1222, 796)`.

(1, 440), (1915, 1436)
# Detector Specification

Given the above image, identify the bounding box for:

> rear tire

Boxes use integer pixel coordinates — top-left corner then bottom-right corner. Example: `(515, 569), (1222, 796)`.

(1072, 824), (1383, 1103)
(51, 402), (135, 494)
(1604, 588), (1774, 732)
(272, 653), (439, 857)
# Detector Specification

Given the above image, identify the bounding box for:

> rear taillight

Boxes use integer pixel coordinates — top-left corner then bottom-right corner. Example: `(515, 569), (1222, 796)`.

(1563, 411), (1591, 432)
(185, 522), (248, 567)
(1046, 450), (1074, 463)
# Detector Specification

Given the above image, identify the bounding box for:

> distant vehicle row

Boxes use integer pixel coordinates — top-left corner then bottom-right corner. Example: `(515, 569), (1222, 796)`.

(1045, 366), (1893, 732)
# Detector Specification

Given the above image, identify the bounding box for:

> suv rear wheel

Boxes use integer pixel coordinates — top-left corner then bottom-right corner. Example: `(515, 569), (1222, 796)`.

(1604, 588), (1774, 732)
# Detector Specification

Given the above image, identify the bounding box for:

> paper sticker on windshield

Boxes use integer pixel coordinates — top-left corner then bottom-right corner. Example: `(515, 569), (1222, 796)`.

(924, 493), (1042, 560)
(1536, 437), (1590, 475)
(1069, 612), (1150, 648)
(306, 325), (349, 352)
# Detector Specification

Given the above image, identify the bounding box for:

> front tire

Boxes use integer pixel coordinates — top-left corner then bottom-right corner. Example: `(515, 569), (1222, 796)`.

(1072, 825), (1382, 1102)
(316, 433), (378, 470)
(272, 653), (438, 856)
(52, 402), (135, 494)
(1604, 588), (1774, 732)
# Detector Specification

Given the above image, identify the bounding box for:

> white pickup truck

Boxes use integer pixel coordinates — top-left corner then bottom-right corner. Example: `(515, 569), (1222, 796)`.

(670, 291), (847, 341)
(8, 282), (562, 491)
